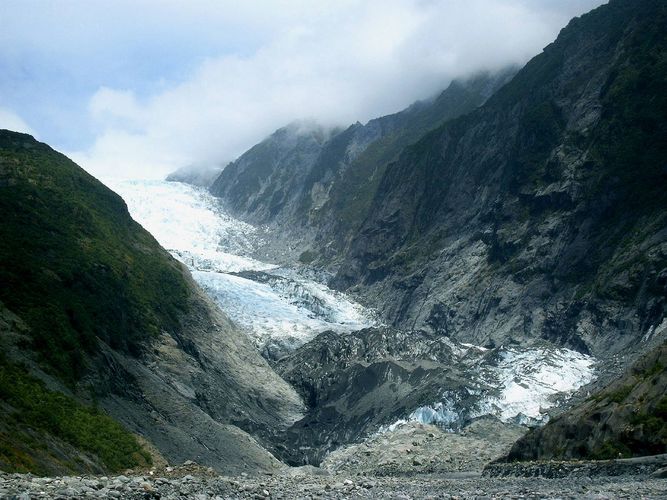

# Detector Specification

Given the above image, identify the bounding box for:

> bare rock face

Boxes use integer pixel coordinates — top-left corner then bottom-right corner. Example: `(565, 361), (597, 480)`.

(209, 71), (516, 262)
(209, 0), (667, 365)
(272, 327), (474, 465)
(332, 0), (667, 359)
(90, 278), (306, 474)
(202, 0), (666, 469)
(322, 419), (526, 476)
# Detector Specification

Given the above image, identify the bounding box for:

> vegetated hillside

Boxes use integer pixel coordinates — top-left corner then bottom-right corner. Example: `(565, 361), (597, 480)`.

(0, 130), (304, 474)
(506, 341), (666, 460)
(0, 131), (190, 382)
(0, 320), (150, 475)
(210, 69), (515, 259)
(333, 0), (667, 358)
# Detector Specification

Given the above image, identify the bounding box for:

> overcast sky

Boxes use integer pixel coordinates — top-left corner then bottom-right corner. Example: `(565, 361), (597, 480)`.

(0, 0), (605, 179)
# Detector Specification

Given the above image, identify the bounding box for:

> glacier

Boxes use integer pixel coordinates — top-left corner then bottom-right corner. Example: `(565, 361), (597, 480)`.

(107, 178), (596, 427)
(106, 178), (376, 355)
(383, 343), (595, 432)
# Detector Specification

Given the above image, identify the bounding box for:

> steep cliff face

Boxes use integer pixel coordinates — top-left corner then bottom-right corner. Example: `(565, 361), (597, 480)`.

(0, 130), (304, 474)
(210, 71), (515, 259)
(210, 121), (333, 223)
(334, 0), (667, 358)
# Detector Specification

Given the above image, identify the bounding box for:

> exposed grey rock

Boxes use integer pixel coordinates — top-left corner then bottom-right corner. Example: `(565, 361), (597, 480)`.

(650, 466), (667, 479)
(332, 0), (667, 363)
(210, 70), (516, 265)
(323, 420), (525, 476)
(484, 453), (667, 478)
(89, 278), (305, 473)
(166, 164), (223, 188)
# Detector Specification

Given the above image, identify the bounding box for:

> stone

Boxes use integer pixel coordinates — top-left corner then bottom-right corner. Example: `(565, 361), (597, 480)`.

(650, 466), (667, 479)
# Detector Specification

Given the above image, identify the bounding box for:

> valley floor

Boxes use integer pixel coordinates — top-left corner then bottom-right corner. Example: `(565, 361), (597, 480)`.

(1, 468), (664, 499)
(3, 425), (665, 498)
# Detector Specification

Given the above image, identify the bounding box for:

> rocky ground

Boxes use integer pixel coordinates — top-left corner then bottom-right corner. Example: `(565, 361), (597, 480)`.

(1, 466), (665, 499)
(2, 422), (665, 499)
(322, 419), (526, 476)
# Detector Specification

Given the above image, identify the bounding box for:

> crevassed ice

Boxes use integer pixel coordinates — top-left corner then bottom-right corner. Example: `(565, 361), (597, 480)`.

(410, 401), (461, 428)
(105, 178), (272, 273)
(479, 346), (595, 423)
(107, 178), (375, 350)
(386, 344), (595, 432)
(194, 270), (371, 344)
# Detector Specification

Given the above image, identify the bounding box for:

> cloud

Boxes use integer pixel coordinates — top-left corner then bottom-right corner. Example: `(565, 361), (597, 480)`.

(1, 0), (606, 179)
(0, 107), (36, 136)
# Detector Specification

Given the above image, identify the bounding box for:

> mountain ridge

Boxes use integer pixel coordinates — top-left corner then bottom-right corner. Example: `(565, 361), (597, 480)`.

(329, 0), (667, 358)
(209, 69), (517, 261)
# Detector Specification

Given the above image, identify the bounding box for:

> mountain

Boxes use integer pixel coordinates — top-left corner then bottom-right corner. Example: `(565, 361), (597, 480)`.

(210, 69), (516, 260)
(166, 164), (223, 188)
(205, 0), (666, 463)
(330, 0), (667, 358)
(0, 130), (304, 474)
(4, 0), (666, 479)
(210, 0), (667, 365)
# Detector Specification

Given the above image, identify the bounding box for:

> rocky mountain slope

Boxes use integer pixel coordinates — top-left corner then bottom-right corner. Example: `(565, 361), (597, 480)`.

(211, 0), (666, 360)
(332, 0), (667, 359)
(3, 0), (666, 484)
(0, 130), (304, 474)
(271, 326), (594, 465)
(210, 69), (516, 260)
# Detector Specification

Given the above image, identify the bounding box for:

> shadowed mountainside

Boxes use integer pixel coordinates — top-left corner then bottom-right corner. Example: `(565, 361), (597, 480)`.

(331, 0), (667, 358)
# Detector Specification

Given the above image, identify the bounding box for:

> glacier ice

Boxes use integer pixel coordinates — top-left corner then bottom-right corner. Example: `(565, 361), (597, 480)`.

(107, 178), (595, 426)
(107, 178), (376, 353)
(385, 343), (595, 432)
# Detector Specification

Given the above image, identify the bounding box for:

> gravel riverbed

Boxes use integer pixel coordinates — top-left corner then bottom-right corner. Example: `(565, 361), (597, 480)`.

(1, 467), (665, 499)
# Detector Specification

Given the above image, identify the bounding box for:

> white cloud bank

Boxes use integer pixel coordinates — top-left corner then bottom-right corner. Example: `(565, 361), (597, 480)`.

(0, 108), (36, 137)
(53, 0), (605, 179)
